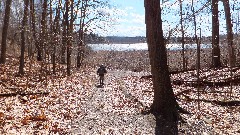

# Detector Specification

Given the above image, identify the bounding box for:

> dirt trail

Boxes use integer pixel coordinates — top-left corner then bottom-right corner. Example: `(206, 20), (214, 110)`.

(70, 70), (155, 134)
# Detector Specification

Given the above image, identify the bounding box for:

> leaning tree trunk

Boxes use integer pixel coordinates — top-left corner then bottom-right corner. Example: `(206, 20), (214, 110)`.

(212, 0), (221, 68)
(19, 0), (29, 75)
(0, 0), (12, 64)
(223, 0), (236, 67)
(144, 0), (178, 134)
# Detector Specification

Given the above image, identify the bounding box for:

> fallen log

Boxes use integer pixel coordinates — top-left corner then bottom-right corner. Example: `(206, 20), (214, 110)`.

(173, 74), (240, 87)
(182, 95), (240, 106)
(213, 100), (240, 106)
(140, 67), (240, 88)
(140, 69), (197, 79)
(142, 90), (153, 93)
(0, 91), (50, 97)
(175, 89), (192, 97)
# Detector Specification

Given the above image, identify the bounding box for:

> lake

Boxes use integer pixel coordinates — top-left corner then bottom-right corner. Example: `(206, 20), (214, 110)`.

(88, 43), (212, 51)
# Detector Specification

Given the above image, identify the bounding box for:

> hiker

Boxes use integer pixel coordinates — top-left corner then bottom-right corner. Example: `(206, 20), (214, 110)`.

(97, 65), (107, 86)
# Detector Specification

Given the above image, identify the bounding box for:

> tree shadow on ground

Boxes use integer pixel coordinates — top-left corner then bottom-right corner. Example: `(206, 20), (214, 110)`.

(96, 84), (104, 88)
(154, 114), (178, 135)
(141, 110), (178, 135)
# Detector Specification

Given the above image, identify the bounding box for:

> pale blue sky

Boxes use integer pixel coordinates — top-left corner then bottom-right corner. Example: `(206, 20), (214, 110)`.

(94, 0), (240, 37)
(103, 0), (145, 37)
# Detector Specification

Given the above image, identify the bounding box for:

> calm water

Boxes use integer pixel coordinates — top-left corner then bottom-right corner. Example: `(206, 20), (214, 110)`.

(88, 43), (212, 51)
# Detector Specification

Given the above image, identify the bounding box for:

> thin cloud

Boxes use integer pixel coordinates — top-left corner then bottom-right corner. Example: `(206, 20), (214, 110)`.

(91, 0), (240, 37)
(91, 3), (145, 37)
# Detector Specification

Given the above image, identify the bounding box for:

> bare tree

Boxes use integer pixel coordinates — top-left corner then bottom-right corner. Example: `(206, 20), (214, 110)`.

(52, 0), (61, 74)
(61, 16), (67, 64)
(19, 0), (29, 75)
(77, 0), (87, 68)
(38, 0), (47, 61)
(64, 0), (70, 75)
(212, 0), (221, 68)
(66, 0), (74, 75)
(30, 0), (41, 60)
(144, 0), (178, 134)
(76, 0), (113, 68)
(0, 0), (12, 64)
(179, 0), (186, 70)
(30, 0), (37, 59)
(223, 0), (236, 67)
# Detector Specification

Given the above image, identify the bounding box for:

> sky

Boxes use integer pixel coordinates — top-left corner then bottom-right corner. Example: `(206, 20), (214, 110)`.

(93, 0), (145, 37)
(93, 0), (240, 37)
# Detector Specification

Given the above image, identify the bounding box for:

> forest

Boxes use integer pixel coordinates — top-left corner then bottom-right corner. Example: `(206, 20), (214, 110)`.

(0, 0), (240, 134)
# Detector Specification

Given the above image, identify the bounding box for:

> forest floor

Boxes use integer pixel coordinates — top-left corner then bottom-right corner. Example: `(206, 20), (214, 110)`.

(0, 50), (240, 134)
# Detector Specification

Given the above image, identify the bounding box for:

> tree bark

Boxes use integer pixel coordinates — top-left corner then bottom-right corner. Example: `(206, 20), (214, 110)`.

(212, 0), (221, 68)
(144, 0), (178, 134)
(61, 19), (67, 64)
(65, 0), (73, 76)
(30, 0), (37, 59)
(179, 0), (186, 70)
(0, 0), (12, 64)
(38, 0), (47, 61)
(77, 0), (87, 68)
(223, 0), (236, 67)
(52, 0), (61, 74)
(19, 0), (29, 75)
(49, 0), (54, 74)
(65, 0), (70, 75)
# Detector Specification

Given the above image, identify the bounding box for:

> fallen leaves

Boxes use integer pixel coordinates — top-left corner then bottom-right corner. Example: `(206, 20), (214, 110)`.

(0, 54), (239, 134)
(0, 112), (6, 128)
(171, 68), (240, 134)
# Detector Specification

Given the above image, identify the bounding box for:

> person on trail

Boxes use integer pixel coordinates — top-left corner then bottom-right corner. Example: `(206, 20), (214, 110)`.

(97, 65), (107, 86)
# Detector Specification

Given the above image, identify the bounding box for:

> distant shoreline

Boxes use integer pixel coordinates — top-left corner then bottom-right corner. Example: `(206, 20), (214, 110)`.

(88, 43), (212, 51)
(85, 45), (235, 72)
(85, 48), (214, 72)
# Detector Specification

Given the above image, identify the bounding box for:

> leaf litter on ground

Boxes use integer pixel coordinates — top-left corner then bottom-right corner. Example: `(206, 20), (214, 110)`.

(0, 56), (239, 134)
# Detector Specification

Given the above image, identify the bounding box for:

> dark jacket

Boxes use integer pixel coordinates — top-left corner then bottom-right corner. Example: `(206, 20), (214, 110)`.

(97, 66), (107, 76)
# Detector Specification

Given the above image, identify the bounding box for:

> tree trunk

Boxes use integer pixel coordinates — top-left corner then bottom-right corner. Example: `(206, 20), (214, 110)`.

(144, 0), (178, 134)
(61, 19), (67, 64)
(179, 0), (186, 70)
(67, 0), (74, 75)
(212, 0), (221, 68)
(52, 0), (61, 74)
(19, 0), (29, 75)
(77, 0), (87, 68)
(0, 0), (12, 64)
(49, 0), (54, 74)
(38, 0), (47, 61)
(77, 32), (83, 68)
(65, 0), (73, 76)
(223, 0), (236, 67)
(30, 0), (37, 59)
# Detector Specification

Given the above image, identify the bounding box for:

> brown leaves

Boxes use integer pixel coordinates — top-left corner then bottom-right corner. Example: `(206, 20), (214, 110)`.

(172, 68), (240, 134)
(1, 52), (239, 134)
(0, 112), (6, 128)
(21, 113), (48, 125)
(50, 123), (65, 134)
(0, 65), (97, 134)
(0, 112), (4, 118)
